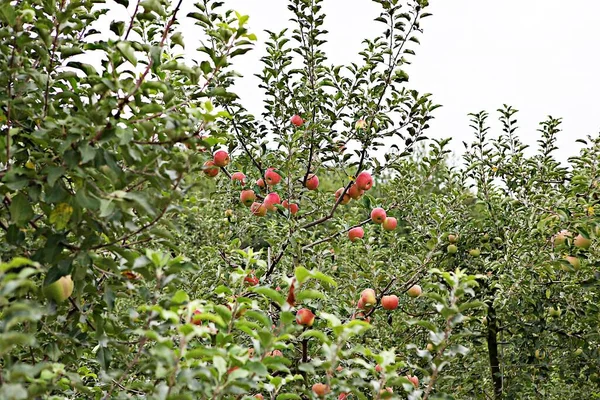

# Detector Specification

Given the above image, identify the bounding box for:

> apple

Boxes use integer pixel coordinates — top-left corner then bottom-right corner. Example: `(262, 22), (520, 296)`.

(564, 255), (580, 270)
(240, 190), (256, 207)
(305, 174), (319, 190)
(407, 285), (422, 297)
(231, 172), (246, 184)
(574, 234), (591, 249)
(575, 348), (583, 356)
(43, 275), (74, 303)
(347, 184), (364, 199)
(469, 248), (481, 257)
(191, 309), (202, 325)
(291, 114), (304, 127)
(375, 364), (383, 373)
(355, 171), (373, 191)
(335, 187), (351, 205)
(355, 119), (367, 129)
(447, 244), (458, 254)
(264, 192), (281, 211)
(360, 288), (376, 307)
(225, 209), (233, 217)
(255, 395), (264, 399)
(549, 307), (561, 317)
(407, 375), (419, 387)
(296, 308), (315, 326)
(426, 343), (434, 351)
(382, 217), (397, 231)
(553, 229), (571, 246)
(370, 207), (387, 224)
(312, 383), (330, 397)
(202, 160), (219, 177)
(251, 202), (267, 217)
(336, 365), (344, 372)
(357, 297), (366, 310)
(272, 350), (283, 357)
(256, 178), (266, 188)
(348, 227), (364, 242)
(213, 150), (230, 167)
(282, 200), (299, 215)
(244, 275), (259, 286)
(380, 387), (393, 395)
(448, 234), (458, 243)
(535, 349), (545, 360)
(338, 392), (348, 400)
(265, 168), (281, 185)
(381, 295), (399, 310)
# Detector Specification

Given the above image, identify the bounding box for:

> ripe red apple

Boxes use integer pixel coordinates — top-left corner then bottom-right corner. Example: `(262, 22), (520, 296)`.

(574, 234), (591, 249)
(355, 171), (373, 191)
(375, 364), (383, 373)
(312, 383), (330, 397)
(43, 275), (74, 303)
(191, 309), (202, 325)
(251, 202), (267, 217)
(264, 192), (281, 211)
(231, 172), (246, 184)
(296, 308), (315, 327)
(381, 295), (399, 310)
(407, 375), (419, 387)
(282, 200), (299, 215)
(265, 168), (281, 185)
(244, 275), (259, 286)
(202, 160), (219, 177)
(407, 285), (422, 298)
(291, 114), (304, 127)
(338, 392), (348, 400)
(305, 174), (319, 190)
(213, 150), (230, 167)
(360, 288), (376, 307)
(370, 207), (387, 224)
(335, 187), (351, 205)
(240, 190), (256, 207)
(254, 395), (264, 399)
(348, 227), (364, 242)
(347, 184), (364, 199)
(382, 217), (397, 231)
(256, 178), (266, 188)
(271, 349), (283, 357)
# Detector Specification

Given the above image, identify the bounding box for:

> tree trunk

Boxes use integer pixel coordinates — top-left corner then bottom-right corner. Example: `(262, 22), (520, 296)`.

(487, 302), (503, 399)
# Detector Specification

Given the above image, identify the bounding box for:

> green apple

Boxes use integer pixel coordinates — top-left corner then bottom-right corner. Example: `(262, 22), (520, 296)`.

(43, 275), (74, 303)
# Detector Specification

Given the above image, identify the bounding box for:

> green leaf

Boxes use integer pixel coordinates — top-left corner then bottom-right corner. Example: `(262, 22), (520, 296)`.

(295, 266), (311, 284)
(49, 203), (73, 230)
(9, 193), (34, 227)
(116, 41), (137, 66)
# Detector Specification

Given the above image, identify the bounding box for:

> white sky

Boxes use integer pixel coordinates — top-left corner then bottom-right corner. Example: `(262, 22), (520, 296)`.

(211, 0), (600, 163)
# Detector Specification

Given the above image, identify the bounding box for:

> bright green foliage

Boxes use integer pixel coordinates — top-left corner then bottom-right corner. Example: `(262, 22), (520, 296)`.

(0, 0), (598, 399)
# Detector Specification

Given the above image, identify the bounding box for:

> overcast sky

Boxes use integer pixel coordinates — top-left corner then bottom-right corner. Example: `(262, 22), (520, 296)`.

(195, 0), (600, 163)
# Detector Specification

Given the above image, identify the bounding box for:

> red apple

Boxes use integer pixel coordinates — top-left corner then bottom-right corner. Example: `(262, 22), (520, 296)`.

(360, 288), (376, 307)
(296, 308), (315, 327)
(264, 192), (281, 211)
(382, 217), (397, 231)
(254, 395), (264, 399)
(240, 190), (256, 207)
(213, 150), (230, 167)
(251, 202), (267, 217)
(244, 275), (259, 286)
(355, 171), (373, 191)
(191, 309), (202, 325)
(381, 295), (399, 310)
(407, 285), (422, 298)
(370, 207), (387, 224)
(335, 187), (351, 205)
(348, 227), (364, 242)
(256, 178), (266, 188)
(231, 172), (246, 184)
(338, 392), (348, 400)
(282, 200), (299, 215)
(312, 383), (330, 397)
(203, 160), (219, 177)
(291, 114), (304, 127)
(375, 364), (383, 373)
(265, 168), (281, 185)
(407, 375), (419, 387)
(305, 174), (319, 190)
(347, 184), (364, 199)
(272, 350), (283, 357)
(355, 119), (367, 129)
